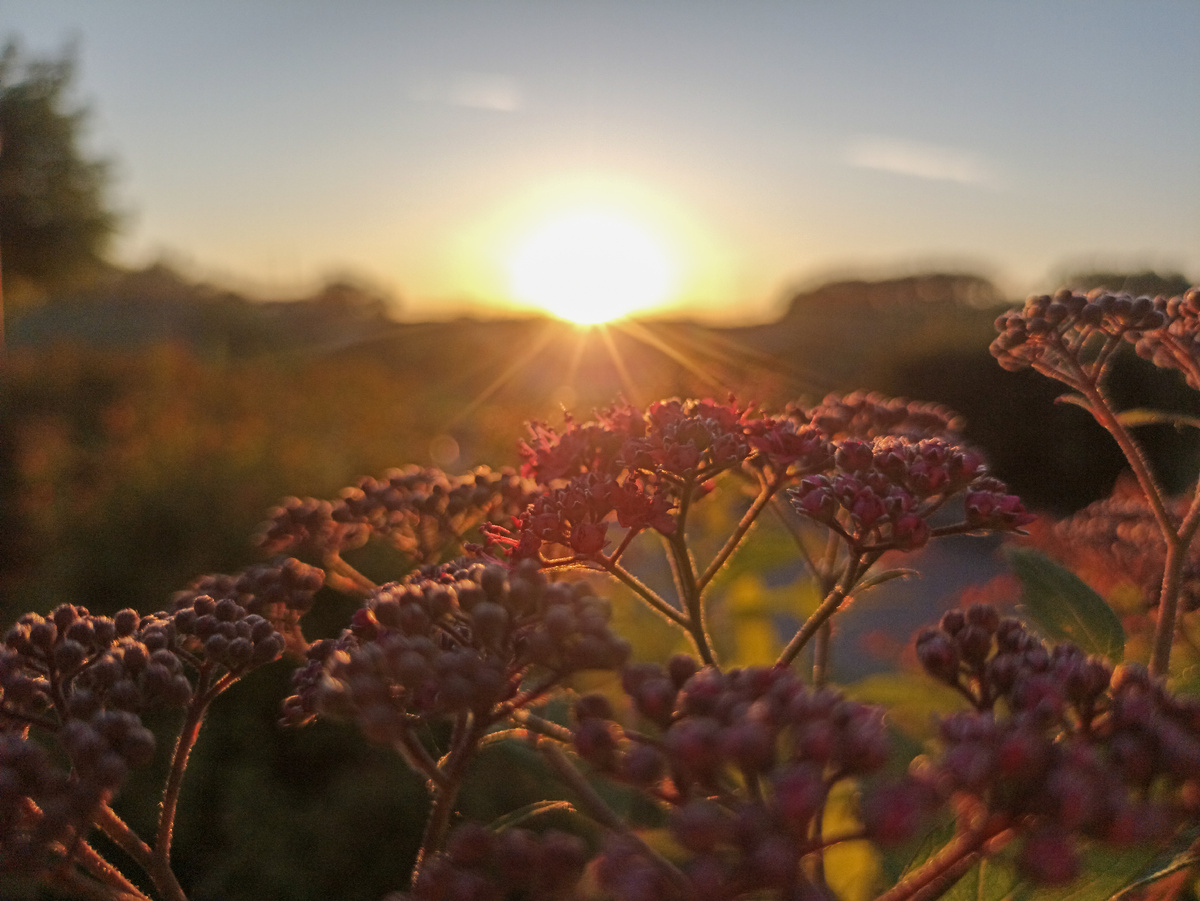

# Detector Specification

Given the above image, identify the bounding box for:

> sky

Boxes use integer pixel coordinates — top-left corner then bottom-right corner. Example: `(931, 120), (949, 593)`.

(5, 1), (1199, 323)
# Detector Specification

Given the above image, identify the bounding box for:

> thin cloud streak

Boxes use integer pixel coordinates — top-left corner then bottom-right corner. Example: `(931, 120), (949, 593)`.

(846, 136), (999, 188)
(408, 71), (523, 112)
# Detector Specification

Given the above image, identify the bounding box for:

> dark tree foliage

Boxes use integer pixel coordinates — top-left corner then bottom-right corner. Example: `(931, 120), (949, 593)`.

(1064, 269), (1193, 299)
(0, 39), (117, 306)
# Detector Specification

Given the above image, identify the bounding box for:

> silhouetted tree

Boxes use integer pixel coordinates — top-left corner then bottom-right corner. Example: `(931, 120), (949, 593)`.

(0, 39), (117, 312)
(1063, 269), (1193, 298)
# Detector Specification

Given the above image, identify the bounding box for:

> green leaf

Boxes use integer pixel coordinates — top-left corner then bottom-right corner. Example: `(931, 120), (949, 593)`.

(1116, 407), (1200, 431)
(1009, 843), (1166, 901)
(941, 857), (1021, 901)
(922, 841), (1160, 901)
(1005, 547), (1125, 662)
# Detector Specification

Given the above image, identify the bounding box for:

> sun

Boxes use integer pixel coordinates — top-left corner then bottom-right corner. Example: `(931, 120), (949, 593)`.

(506, 208), (678, 324)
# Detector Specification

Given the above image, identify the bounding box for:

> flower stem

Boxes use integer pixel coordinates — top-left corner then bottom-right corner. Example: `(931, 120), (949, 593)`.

(410, 712), (483, 884)
(94, 805), (187, 901)
(156, 677), (209, 863)
(538, 740), (691, 895)
(777, 551), (879, 669)
(875, 819), (1009, 901)
(604, 560), (688, 626)
(61, 837), (152, 901)
(698, 476), (781, 590)
(667, 530), (715, 665)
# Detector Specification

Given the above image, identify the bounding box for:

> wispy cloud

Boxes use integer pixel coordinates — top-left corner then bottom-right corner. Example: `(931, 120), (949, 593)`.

(846, 136), (998, 188)
(408, 72), (523, 112)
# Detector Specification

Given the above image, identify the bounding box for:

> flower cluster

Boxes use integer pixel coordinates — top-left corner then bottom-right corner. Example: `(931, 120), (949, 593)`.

(1130, 287), (1200, 389)
(257, 467), (534, 566)
(915, 604), (1199, 885)
(391, 822), (588, 901)
(1045, 488), (1200, 613)
(788, 437), (1029, 551)
(496, 398), (789, 564)
(572, 661), (928, 900)
(282, 559), (630, 735)
(521, 397), (838, 489)
(172, 556), (326, 650)
(1, 607), (172, 874)
(492, 472), (677, 562)
(1, 591), (287, 877)
(989, 289), (1185, 379)
(800, 391), (964, 442)
(496, 394), (994, 566)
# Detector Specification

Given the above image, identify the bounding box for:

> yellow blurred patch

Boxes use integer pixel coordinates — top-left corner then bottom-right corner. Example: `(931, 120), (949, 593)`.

(823, 780), (883, 901)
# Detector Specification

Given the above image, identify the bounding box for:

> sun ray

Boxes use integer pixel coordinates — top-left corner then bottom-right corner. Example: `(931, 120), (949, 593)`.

(611, 318), (733, 394)
(563, 325), (591, 393)
(636, 320), (833, 397)
(444, 321), (560, 429)
(595, 324), (645, 408)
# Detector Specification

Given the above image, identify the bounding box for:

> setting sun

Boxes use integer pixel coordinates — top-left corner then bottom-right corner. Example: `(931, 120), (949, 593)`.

(506, 208), (678, 324)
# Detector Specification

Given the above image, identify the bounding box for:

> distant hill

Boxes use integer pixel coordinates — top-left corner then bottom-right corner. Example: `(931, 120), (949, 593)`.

(7, 263), (400, 355)
(783, 272), (1000, 315)
(726, 273), (1004, 393)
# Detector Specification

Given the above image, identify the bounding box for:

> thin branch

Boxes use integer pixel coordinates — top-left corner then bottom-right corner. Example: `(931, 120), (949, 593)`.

(324, 553), (378, 594)
(698, 476), (782, 590)
(156, 674), (211, 862)
(776, 551), (880, 668)
(44, 866), (147, 901)
(393, 726), (449, 790)
(93, 805), (187, 901)
(509, 708), (574, 743)
(603, 560), (688, 625)
(65, 838), (153, 901)
(666, 529), (715, 665)
(411, 711), (483, 884)
(874, 819), (1010, 901)
(538, 740), (691, 895)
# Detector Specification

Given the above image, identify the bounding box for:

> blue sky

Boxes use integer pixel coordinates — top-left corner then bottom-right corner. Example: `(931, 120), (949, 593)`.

(6, 1), (1198, 321)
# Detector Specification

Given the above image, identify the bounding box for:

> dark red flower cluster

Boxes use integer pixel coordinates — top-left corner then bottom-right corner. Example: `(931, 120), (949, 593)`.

(521, 397), (836, 488)
(496, 397), (847, 564)
(989, 289), (1200, 381)
(391, 821), (588, 901)
(490, 472), (677, 562)
(572, 660), (928, 900)
(788, 438), (1028, 550)
(257, 467), (534, 565)
(0, 589), (289, 877)
(1047, 489), (1200, 612)
(1130, 287), (1200, 389)
(800, 391), (964, 442)
(622, 399), (753, 480)
(157, 593), (288, 675)
(915, 605), (1199, 886)
(1, 605), (164, 874)
(519, 403), (642, 483)
(493, 394), (1023, 567)
(172, 556), (326, 650)
(281, 559), (630, 734)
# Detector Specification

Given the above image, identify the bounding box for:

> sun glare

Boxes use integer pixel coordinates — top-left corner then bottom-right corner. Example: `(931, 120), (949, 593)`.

(506, 209), (678, 325)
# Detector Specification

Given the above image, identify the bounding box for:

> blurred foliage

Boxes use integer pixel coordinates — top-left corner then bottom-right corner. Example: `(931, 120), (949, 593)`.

(0, 40), (117, 308)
